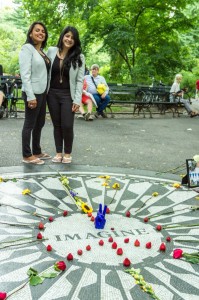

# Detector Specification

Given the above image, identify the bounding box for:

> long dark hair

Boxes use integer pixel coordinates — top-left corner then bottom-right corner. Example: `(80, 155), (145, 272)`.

(57, 26), (83, 69)
(25, 21), (48, 49)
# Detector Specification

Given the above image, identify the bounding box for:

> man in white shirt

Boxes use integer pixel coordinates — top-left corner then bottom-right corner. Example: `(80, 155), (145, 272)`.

(84, 64), (110, 118)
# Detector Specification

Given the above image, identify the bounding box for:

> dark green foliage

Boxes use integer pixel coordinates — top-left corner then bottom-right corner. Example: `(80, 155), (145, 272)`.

(1, 0), (199, 82)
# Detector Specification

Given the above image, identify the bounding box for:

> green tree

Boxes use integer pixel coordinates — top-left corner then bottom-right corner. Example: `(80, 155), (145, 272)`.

(0, 23), (25, 74)
(13, 0), (199, 83)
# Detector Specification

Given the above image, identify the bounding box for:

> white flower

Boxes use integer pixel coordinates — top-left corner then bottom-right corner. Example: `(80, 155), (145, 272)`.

(193, 155), (199, 163)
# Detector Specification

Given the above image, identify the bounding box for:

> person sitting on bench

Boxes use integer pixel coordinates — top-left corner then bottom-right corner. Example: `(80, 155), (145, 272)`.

(84, 64), (110, 118)
(170, 74), (198, 117)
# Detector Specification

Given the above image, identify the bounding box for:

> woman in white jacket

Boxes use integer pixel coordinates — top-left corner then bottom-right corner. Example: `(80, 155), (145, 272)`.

(47, 26), (85, 163)
(19, 21), (51, 165)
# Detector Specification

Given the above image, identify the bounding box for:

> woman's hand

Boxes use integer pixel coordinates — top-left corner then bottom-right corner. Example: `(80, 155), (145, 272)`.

(72, 103), (80, 113)
(101, 92), (106, 99)
(28, 99), (37, 109)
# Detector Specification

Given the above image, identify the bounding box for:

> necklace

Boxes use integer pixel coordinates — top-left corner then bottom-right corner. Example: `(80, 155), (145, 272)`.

(59, 59), (64, 83)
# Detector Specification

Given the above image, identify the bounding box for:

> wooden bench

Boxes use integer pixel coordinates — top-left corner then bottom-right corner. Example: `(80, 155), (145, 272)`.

(106, 83), (188, 118)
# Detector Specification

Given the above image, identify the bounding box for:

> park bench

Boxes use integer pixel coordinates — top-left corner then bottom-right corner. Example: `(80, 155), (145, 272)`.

(0, 75), (22, 118)
(107, 83), (189, 118)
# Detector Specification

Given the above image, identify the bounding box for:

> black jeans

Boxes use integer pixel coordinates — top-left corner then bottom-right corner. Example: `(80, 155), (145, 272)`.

(22, 92), (47, 158)
(47, 88), (74, 154)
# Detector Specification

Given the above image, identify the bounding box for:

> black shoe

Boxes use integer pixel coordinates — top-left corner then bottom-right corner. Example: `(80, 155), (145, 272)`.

(0, 106), (4, 119)
(95, 112), (100, 118)
(101, 111), (107, 118)
(84, 112), (91, 121)
(190, 111), (199, 118)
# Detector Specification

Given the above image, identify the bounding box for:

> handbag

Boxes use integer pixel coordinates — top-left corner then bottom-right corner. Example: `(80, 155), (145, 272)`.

(91, 76), (107, 95)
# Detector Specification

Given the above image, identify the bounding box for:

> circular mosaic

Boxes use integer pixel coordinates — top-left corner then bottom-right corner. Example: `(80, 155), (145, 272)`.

(0, 171), (199, 300)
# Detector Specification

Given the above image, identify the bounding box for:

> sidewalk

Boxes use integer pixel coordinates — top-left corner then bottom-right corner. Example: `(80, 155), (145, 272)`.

(1, 105), (199, 173)
(0, 107), (199, 300)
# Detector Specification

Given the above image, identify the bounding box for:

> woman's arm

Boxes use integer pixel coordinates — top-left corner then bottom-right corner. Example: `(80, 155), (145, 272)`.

(19, 44), (36, 101)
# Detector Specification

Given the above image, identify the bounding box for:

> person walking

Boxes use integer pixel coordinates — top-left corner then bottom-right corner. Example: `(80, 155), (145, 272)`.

(84, 64), (110, 118)
(170, 74), (198, 117)
(47, 26), (85, 163)
(19, 21), (51, 165)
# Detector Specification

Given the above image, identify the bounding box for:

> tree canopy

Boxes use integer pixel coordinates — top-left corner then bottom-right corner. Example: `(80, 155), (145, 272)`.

(1, 0), (199, 85)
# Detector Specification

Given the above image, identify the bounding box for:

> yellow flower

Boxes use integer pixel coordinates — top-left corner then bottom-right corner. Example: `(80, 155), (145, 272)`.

(22, 189), (31, 195)
(99, 175), (111, 180)
(152, 192), (159, 197)
(173, 183), (181, 188)
(0, 177), (4, 182)
(180, 174), (186, 178)
(60, 176), (69, 186)
(102, 182), (109, 186)
(81, 203), (93, 214)
(112, 183), (120, 189)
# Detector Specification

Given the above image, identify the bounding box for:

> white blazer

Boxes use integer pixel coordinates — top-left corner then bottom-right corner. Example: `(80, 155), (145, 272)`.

(47, 46), (85, 105)
(19, 44), (48, 101)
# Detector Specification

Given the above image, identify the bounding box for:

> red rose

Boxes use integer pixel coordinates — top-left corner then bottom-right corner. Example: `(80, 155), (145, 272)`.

(90, 216), (95, 222)
(126, 211), (130, 217)
(106, 207), (110, 214)
(166, 236), (171, 242)
(54, 261), (66, 271)
(117, 248), (123, 255)
(123, 258), (131, 267)
(173, 249), (183, 259)
(99, 240), (104, 246)
(86, 245), (91, 251)
(49, 216), (54, 222)
(144, 217), (149, 223)
(156, 225), (162, 231)
(0, 292), (7, 300)
(134, 239), (140, 247)
(88, 212), (92, 217)
(37, 232), (43, 239)
(159, 243), (166, 251)
(46, 245), (52, 251)
(67, 253), (73, 261)
(77, 249), (83, 255)
(145, 242), (152, 249)
(112, 242), (117, 249)
(124, 238), (129, 243)
(108, 237), (113, 243)
(38, 222), (44, 230)
(63, 210), (68, 217)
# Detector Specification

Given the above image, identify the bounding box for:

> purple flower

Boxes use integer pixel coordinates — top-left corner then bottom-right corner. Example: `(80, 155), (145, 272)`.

(70, 190), (77, 197)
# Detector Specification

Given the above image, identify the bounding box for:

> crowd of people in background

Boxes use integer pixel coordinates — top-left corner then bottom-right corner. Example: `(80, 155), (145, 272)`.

(0, 21), (199, 164)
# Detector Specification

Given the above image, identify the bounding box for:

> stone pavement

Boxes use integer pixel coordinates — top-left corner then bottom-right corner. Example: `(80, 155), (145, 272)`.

(0, 110), (199, 300)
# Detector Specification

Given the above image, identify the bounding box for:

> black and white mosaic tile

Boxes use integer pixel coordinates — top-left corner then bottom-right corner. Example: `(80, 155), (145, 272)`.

(0, 171), (199, 300)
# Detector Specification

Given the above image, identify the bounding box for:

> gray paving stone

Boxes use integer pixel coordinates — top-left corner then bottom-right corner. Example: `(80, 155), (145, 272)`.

(0, 167), (198, 299)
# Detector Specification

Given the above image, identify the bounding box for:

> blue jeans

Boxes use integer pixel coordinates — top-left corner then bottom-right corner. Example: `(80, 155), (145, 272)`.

(93, 93), (110, 114)
(170, 95), (192, 114)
